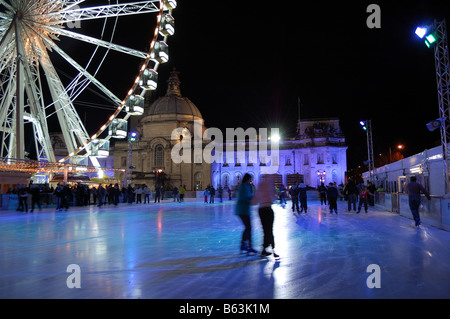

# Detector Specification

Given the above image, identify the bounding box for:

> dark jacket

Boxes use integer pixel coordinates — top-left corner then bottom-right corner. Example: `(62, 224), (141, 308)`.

(327, 185), (339, 199)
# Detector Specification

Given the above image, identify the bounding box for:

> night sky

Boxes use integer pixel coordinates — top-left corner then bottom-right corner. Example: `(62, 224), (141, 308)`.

(70, 1), (450, 171)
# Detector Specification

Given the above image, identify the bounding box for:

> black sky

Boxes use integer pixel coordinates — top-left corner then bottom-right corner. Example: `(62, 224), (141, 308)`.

(72, 1), (450, 170)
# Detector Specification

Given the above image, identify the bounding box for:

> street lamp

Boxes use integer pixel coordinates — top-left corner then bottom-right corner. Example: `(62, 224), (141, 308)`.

(389, 144), (404, 163)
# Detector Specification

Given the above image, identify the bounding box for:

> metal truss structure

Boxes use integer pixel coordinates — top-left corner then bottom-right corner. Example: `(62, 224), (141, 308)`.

(433, 19), (450, 194)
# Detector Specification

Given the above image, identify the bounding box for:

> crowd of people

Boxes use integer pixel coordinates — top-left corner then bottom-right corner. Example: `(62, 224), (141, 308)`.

(286, 179), (380, 215)
(235, 175), (431, 259)
(7, 182), (195, 212)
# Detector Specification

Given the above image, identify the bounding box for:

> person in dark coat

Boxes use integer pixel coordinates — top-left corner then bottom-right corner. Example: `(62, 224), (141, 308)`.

(406, 176), (431, 227)
(289, 183), (300, 213)
(154, 185), (161, 203)
(344, 178), (358, 212)
(298, 182), (308, 213)
(318, 183), (327, 205)
(235, 174), (256, 254)
(327, 182), (339, 214)
(30, 184), (41, 212)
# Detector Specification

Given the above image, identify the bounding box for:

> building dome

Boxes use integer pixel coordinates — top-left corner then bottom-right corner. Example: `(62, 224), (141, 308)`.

(145, 69), (202, 120)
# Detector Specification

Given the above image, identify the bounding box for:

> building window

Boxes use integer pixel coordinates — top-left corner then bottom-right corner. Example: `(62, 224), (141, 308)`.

(223, 174), (230, 188)
(195, 172), (203, 190)
(235, 172), (242, 186)
(121, 156), (126, 167)
(260, 155), (266, 166)
(285, 156), (292, 166)
(332, 153), (338, 164)
(317, 153), (324, 164)
(304, 154), (309, 165)
(155, 144), (164, 167)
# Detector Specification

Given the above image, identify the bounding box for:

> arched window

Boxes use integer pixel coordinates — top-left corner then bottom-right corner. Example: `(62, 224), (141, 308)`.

(222, 173), (230, 188)
(155, 144), (164, 167)
(195, 172), (203, 191)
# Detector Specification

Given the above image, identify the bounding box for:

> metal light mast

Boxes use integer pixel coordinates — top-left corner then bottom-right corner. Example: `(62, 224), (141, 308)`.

(360, 120), (375, 182)
(366, 120), (375, 182)
(433, 19), (450, 194)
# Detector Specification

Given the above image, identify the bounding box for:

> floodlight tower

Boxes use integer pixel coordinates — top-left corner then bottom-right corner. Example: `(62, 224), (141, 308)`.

(360, 120), (375, 182)
(416, 19), (450, 194)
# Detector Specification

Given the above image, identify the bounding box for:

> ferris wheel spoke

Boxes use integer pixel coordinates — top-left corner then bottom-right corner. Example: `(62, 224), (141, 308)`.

(0, 21), (14, 65)
(60, 1), (86, 12)
(37, 47), (91, 154)
(0, 63), (16, 158)
(45, 25), (150, 60)
(42, 1), (161, 24)
(0, 63), (15, 132)
(21, 54), (56, 161)
(40, 34), (123, 106)
(0, 0), (14, 14)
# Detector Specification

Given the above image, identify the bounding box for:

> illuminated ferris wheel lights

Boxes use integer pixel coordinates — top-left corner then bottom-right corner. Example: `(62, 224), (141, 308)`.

(109, 119), (128, 139)
(164, 0), (177, 10)
(150, 41), (169, 63)
(0, 0), (174, 165)
(160, 14), (175, 36)
(90, 139), (110, 158)
(139, 69), (159, 90)
(125, 95), (145, 116)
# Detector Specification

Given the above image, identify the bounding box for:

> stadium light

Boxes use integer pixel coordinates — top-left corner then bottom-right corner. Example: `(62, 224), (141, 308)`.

(415, 25), (438, 48)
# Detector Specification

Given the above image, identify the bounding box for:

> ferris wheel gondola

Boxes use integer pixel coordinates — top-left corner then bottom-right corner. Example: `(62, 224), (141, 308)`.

(0, 0), (177, 168)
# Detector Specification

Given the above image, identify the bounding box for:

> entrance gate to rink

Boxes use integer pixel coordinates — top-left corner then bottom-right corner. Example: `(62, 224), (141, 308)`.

(375, 191), (450, 231)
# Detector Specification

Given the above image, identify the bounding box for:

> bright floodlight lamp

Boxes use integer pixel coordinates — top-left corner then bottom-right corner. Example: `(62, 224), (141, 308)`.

(360, 121), (367, 131)
(129, 131), (137, 142)
(415, 27), (428, 38)
(270, 133), (281, 143)
(415, 25), (438, 48)
(425, 33), (437, 48)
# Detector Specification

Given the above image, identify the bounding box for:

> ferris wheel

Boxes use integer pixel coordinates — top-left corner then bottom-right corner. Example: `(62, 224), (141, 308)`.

(0, 0), (176, 168)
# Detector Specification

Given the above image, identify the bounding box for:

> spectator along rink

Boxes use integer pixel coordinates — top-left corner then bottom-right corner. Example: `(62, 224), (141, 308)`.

(1, 198), (450, 299)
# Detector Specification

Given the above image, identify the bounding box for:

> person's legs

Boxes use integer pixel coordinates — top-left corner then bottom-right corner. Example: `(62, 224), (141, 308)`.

(239, 215), (253, 251)
(409, 196), (421, 226)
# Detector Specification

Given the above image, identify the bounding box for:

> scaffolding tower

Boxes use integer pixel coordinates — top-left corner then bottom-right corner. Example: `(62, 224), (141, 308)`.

(433, 19), (450, 194)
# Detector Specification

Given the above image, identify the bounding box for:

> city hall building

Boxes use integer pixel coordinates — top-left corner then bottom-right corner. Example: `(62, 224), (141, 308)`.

(113, 70), (348, 192)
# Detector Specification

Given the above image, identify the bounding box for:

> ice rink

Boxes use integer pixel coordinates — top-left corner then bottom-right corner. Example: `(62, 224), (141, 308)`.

(1, 198), (450, 299)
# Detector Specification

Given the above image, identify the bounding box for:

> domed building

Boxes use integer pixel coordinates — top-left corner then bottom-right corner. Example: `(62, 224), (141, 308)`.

(113, 69), (348, 197)
(113, 69), (211, 193)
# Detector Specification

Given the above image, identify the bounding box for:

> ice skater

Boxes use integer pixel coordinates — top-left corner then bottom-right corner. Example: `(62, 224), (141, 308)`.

(318, 182), (327, 205)
(406, 176), (431, 227)
(289, 182), (300, 213)
(235, 173), (257, 255)
(343, 178), (358, 212)
(356, 185), (372, 214)
(298, 181), (308, 213)
(327, 182), (339, 214)
(251, 175), (279, 259)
